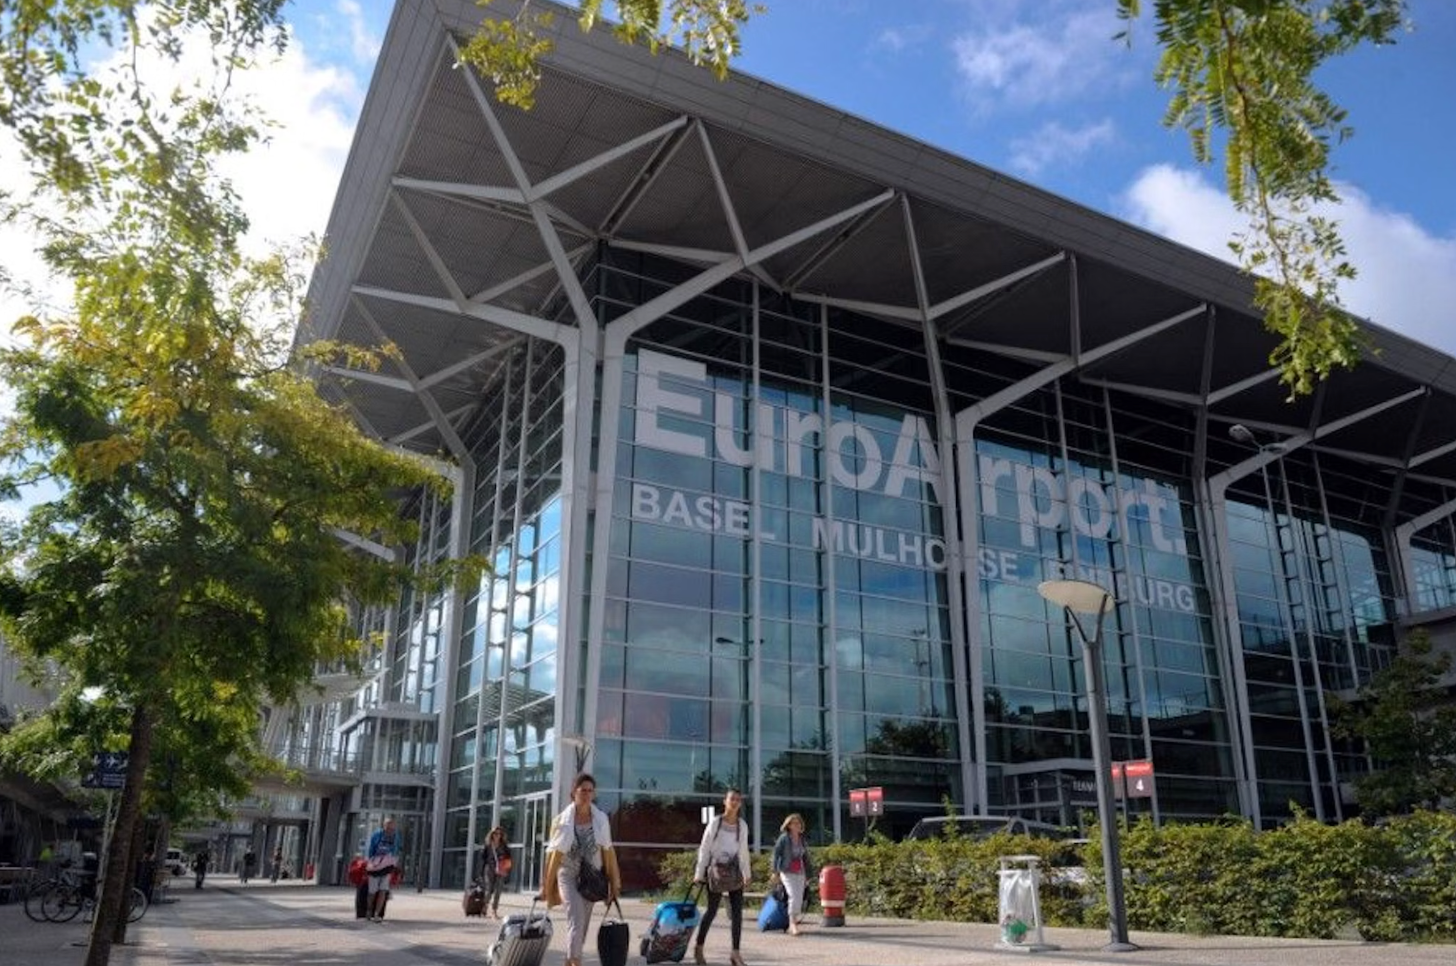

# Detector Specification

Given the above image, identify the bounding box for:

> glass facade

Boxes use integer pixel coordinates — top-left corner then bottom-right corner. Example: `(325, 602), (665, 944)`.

(323, 247), (1456, 892)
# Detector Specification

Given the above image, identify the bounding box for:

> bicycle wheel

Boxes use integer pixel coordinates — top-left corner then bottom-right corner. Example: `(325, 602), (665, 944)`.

(126, 886), (148, 922)
(24, 879), (57, 923)
(42, 884), (84, 922)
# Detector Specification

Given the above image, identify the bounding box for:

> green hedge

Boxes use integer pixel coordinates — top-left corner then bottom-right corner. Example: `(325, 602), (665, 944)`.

(649, 811), (1456, 942)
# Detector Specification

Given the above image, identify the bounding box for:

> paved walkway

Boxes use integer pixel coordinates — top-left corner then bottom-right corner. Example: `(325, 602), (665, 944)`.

(5, 879), (1451, 966)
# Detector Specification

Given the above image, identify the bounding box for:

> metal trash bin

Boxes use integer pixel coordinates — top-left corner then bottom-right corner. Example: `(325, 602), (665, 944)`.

(996, 855), (1058, 953)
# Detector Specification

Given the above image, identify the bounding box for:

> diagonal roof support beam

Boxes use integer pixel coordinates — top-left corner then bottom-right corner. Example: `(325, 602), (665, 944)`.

(956, 304), (1204, 425)
(354, 295), (470, 460)
(390, 190), (470, 310)
(420, 339), (521, 391)
(353, 284), (566, 344)
(529, 116), (691, 203)
(467, 244), (593, 305)
(931, 253), (1066, 322)
(391, 178), (524, 204)
(611, 188), (898, 335)
(320, 365), (414, 392)
(1210, 387), (1427, 490)
(1207, 367), (1281, 405)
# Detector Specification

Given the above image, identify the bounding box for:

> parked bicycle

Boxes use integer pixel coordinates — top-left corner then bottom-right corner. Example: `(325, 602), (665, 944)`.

(23, 860), (147, 924)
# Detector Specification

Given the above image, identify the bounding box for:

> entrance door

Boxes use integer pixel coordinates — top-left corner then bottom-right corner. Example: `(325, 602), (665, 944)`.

(518, 792), (554, 894)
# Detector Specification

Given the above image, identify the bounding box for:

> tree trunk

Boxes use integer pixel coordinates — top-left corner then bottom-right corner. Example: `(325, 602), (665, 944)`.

(111, 811), (148, 943)
(85, 702), (155, 966)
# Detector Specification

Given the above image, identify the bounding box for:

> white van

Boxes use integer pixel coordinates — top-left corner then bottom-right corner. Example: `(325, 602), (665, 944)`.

(164, 848), (187, 875)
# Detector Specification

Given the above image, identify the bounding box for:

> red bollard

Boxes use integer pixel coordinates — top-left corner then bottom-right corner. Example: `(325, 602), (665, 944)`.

(819, 863), (845, 927)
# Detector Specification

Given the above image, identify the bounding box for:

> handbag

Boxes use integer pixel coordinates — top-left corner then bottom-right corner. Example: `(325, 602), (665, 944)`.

(365, 853), (396, 874)
(707, 858), (743, 894)
(497, 854), (514, 876)
(573, 823), (611, 902)
(596, 898), (631, 966)
(577, 859), (610, 902)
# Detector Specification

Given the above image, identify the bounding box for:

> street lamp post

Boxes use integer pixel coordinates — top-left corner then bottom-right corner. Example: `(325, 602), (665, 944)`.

(1037, 578), (1137, 952)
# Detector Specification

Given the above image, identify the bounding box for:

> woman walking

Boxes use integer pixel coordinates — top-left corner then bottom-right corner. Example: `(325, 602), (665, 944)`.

(693, 788), (752, 966)
(543, 773), (620, 966)
(771, 814), (813, 935)
(480, 825), (512, 918)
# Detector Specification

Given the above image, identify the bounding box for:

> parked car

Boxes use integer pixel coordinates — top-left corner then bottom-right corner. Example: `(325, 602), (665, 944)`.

(905, 814), (1073, 841)
(164, 848), (187, 876)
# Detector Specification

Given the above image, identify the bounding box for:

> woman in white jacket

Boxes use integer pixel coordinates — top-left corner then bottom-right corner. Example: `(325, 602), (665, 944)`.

(542, 773), (620, 966)
(692, 787), (752, 966)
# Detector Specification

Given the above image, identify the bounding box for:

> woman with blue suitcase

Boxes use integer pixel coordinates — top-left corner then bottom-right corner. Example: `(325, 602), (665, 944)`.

(692, 788), (753, 966)
(770, 813), (813, 936)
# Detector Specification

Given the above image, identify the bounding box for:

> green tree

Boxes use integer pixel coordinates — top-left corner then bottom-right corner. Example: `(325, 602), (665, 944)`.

(0, 7), (468, 965)
(1329, 628), (1456, 817)
(461, 0), (1410, 398)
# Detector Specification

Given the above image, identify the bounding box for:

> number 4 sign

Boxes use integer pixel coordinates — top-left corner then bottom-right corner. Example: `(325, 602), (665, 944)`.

(1112, 759), (1155, 800)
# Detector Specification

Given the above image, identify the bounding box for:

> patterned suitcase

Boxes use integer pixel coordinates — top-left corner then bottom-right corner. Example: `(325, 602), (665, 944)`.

(486, 898), (553, 966)
(641, 884), (703, 964)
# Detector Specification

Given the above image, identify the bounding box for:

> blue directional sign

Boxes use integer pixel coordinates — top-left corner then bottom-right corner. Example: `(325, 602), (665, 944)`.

(82, 751), (129, 789)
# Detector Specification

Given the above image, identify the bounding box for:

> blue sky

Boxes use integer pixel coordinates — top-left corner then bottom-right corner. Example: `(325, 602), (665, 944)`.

(283, 0), (1456, 356)
(2, 0), (1454, 359)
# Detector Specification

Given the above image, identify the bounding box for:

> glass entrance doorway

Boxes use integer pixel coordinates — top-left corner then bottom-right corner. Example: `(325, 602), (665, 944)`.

(516, 792), (554, 894)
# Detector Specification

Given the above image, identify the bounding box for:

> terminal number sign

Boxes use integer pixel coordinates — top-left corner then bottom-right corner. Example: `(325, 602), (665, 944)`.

(848, 786), (884, 817)
(1111, 759), (1155, 800)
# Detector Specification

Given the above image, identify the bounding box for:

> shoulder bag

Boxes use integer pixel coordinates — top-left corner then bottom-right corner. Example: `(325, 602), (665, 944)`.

(575, 825), (610, 902)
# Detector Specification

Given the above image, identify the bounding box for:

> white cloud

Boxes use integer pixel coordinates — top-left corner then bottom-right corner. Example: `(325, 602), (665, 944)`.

(1120, 165), (1456, 356)
(875, 23), (934, 54)
(1009, 118), (1117, 176)
(337, 0), (384, 64)
(951, 7), (1130, 112)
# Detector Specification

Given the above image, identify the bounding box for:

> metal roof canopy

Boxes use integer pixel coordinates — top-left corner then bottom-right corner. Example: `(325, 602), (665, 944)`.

(301, 0), (1456, 498)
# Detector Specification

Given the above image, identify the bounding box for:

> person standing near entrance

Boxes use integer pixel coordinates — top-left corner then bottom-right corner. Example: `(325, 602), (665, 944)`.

(192, 849), (210, 889)
(365, 817), (402, 922)
(693, 788), (752, 966)
(543, 773), (621, 966)
(271, 845), (284, 883)
(241, 847), (255, 883)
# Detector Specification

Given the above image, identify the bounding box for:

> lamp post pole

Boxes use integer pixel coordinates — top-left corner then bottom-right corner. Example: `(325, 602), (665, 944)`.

(1037, 579), (1137, 952)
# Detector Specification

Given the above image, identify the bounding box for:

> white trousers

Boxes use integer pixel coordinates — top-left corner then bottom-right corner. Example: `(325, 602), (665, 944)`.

(780, 870), (807, 920)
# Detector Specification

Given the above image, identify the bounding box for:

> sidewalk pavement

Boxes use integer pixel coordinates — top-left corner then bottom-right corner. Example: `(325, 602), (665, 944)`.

(6, 878), (1452, 966)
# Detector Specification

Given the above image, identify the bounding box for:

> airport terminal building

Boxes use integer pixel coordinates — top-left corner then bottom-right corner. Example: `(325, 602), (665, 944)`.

(296, 0), (1456, 889)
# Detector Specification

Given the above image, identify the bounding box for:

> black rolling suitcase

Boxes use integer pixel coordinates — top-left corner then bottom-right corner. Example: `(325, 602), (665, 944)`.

(486, 897), (553, 966)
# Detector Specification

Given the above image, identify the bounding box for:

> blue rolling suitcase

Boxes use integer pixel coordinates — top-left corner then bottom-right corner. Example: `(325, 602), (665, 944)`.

(641, 883), (703, 964)
(756, 886), (789, 932)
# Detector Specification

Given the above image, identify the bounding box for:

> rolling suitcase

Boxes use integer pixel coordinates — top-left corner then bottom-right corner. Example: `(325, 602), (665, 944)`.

(464, 882), (487, 917)
(641, 883), (703, 964)
(486, 897), (553, 966)
(756, 884), (789, 932)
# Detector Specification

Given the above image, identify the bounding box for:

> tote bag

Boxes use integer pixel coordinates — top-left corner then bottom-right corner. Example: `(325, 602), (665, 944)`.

(597, 899), (631, 966)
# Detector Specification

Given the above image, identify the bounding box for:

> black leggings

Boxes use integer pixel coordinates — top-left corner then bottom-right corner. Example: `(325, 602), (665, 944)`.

(697, 889), (743, 951)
